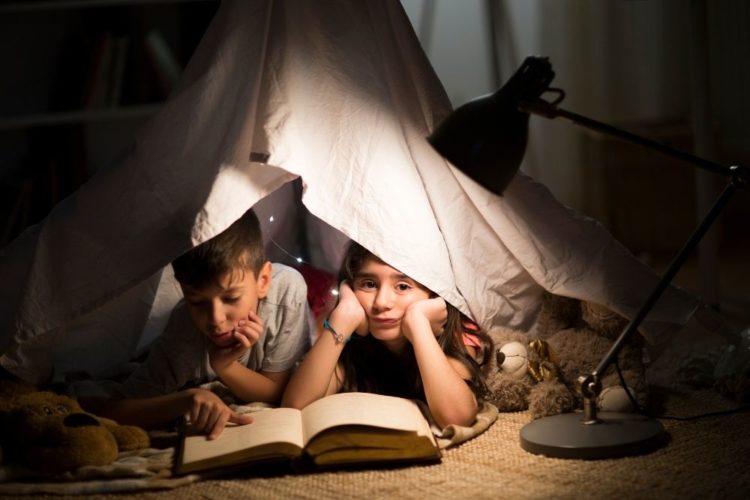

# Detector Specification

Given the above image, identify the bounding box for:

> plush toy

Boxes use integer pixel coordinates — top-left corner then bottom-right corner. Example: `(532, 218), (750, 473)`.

(0, 377), (150, 475)
(484, 292), (648, 419)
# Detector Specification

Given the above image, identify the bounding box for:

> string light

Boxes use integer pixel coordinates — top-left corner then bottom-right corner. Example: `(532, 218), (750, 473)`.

(267, 213), (338, 298)
(267, 213), (307, 266)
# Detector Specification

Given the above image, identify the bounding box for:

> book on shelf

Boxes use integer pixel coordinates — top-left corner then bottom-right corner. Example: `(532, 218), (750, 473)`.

(174, 392), (441, 475)
(107, 35), (130, 107)
(82, 32), (130, 109)
(144, 29), (182, 98)
(82, 33), (113, 109)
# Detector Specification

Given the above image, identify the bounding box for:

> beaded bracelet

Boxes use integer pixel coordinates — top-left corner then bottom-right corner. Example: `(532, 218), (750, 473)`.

(323, 318), (350, 344)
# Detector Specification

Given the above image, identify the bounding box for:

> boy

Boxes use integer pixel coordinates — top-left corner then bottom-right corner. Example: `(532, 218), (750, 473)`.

(97, 208), (310, 439)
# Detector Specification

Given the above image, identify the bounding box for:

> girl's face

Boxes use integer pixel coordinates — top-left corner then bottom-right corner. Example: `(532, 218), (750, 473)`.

(352, 256), (431, 348)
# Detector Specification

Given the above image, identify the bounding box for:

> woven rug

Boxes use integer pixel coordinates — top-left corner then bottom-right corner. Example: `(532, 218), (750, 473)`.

(13, 388), (749, 500)
(11, 328), (750, 500)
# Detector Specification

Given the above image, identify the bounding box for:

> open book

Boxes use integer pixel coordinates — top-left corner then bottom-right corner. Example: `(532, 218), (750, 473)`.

(174, 392), (440, 475)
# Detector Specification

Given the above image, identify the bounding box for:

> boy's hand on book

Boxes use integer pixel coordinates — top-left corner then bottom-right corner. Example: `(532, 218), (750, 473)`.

(402, 297), (448, 341)
(185, 388), (254, 440)
(209, 311), (263, 372)
(332, 281), (368, 337)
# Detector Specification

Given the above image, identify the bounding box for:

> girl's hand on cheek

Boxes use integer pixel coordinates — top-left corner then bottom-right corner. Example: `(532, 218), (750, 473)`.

(331, 281), (368, 337)
(403, 297), (447, 340)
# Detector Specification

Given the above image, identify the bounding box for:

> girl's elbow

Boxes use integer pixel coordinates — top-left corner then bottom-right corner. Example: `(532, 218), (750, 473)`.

(445, 413), (477, 428)
(435, 405), (478, 428)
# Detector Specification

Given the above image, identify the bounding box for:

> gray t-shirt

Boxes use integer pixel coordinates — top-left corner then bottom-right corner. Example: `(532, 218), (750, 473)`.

(118, 263), (310, 399)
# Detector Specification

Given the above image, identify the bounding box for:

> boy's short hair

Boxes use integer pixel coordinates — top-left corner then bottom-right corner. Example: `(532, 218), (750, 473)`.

(172, 208), (266, 288)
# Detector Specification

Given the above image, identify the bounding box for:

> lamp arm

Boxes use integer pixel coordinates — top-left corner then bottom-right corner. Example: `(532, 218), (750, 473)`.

(519, 96), (749, 421)
(597, 186), (737, 375)
(521, 98), (749, 181)
(579, 181), (738, 420)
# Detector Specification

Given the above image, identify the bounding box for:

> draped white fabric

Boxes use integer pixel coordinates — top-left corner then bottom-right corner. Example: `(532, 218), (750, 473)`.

(0, 0), (698, 384)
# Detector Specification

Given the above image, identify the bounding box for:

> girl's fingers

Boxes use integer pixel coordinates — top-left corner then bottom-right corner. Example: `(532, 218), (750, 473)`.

(354, 311), (369, 336)
(338, 281), (358, 303)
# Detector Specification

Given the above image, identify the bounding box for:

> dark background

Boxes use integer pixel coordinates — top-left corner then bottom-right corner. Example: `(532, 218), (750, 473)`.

(1, 0), (748, 326)
(0, 0), (219, 247)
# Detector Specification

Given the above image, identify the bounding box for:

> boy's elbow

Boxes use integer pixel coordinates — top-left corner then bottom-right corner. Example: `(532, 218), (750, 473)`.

(264, 383), (286, 406)
(88, 398), (130, 425)
(78, 396), (108, 415)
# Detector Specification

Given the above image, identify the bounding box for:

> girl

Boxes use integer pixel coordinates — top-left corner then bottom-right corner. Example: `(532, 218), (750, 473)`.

(282, 242), (491, 428)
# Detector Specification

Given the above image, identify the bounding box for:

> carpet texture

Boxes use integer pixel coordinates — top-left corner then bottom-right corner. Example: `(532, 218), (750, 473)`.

(18, 392), (749, 499)
(14, 328), (750, 500)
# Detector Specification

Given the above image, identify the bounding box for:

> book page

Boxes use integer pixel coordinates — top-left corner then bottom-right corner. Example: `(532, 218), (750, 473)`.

(312, 442), (441, 467)
(181, 407), (305, 467)
(300, 392), (434, 445)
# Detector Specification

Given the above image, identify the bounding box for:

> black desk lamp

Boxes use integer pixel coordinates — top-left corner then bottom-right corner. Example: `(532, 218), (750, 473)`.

(428, 55), (749, 459)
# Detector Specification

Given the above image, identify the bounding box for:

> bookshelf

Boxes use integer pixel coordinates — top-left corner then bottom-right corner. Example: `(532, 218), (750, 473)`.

(0, 0), (219, 247)
(0, 0), (210, 13)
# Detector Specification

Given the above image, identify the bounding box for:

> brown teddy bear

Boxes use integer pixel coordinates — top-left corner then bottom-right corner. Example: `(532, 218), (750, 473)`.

(484, 292), (648, 419)
(0, 377), (150, 475)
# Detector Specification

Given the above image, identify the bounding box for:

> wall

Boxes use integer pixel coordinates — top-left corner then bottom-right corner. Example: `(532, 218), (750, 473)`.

(0, 1), (219, 247)
(401, 0), (749, 250)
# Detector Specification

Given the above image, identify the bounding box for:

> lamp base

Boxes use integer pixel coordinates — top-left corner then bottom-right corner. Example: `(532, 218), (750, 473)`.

(520, 411), (666, 459)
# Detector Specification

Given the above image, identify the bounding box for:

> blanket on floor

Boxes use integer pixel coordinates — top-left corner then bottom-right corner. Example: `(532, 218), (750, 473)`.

(0, 401), (498, 495)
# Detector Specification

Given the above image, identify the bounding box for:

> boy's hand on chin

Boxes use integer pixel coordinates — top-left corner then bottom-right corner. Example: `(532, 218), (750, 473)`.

(209, 312), (263, 371)
(403, 297), (448, 340)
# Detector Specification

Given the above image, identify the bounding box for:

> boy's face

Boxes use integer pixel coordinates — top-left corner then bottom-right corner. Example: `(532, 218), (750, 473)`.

(181, 262), (272, 347)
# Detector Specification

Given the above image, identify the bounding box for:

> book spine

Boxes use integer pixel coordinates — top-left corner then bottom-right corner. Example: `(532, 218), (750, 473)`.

(107, 35), (130, 107)
(143, 29), (182, 98)
(82, 33), (113, 109)
(172, 415), (188, 476)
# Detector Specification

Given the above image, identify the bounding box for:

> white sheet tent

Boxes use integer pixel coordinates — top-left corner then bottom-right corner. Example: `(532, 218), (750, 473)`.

(0, 0), (699, 385)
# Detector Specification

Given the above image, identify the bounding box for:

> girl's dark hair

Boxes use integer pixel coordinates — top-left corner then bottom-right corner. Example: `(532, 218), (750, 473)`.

(172, 208), (266, 289)
(336, 241), (492, 401)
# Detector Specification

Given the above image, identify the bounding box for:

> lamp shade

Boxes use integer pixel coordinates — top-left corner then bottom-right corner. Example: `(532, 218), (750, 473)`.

(427, 56), (555, 195)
